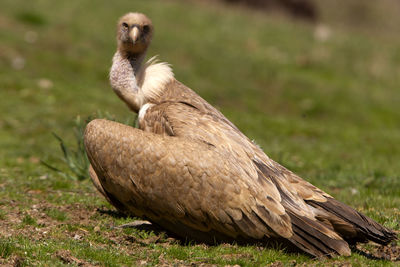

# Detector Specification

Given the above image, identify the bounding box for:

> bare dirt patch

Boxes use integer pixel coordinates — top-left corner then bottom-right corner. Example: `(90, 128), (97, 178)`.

(356, 242), (400, 261)
(56, 249), (95, 266)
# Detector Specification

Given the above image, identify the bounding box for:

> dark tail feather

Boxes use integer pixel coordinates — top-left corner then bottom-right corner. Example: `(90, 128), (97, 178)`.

(287, 211), (351, 257)
(307, 198), (397, 245)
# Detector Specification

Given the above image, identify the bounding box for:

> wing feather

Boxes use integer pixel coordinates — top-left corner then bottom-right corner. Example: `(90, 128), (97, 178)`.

(135, 98), (357, 255)
(85, 119), (291, 241)
(87, 79), (396, 257)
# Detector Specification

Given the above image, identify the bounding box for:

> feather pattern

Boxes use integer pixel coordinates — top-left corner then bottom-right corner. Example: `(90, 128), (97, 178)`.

(137, 56), (174, 102)
(85, 79), (397, 257)
(86, 12), (397, 258)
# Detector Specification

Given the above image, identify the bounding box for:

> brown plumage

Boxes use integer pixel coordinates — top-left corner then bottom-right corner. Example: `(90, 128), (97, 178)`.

(85, 13), (397, 257)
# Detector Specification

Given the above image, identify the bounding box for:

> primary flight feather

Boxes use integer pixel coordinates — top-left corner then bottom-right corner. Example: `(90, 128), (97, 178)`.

(84, 12), (397, 257)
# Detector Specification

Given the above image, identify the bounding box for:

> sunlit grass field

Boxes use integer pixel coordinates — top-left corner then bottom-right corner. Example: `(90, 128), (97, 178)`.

(0, 0), (399, 265)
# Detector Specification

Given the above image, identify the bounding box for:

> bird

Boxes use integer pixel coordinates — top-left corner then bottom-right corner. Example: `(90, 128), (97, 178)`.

(84, 12), (397, 257)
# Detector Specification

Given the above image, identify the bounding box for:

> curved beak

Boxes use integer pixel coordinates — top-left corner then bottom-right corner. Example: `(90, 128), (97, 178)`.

(130, 26), (140, 44)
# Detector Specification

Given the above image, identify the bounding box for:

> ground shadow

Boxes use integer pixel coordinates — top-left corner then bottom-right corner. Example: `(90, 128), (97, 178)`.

(96, 207), (399, 261)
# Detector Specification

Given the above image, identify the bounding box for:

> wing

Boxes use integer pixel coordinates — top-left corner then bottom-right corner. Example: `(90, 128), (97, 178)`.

(140, 98), (333, 212)
(88, 80), (395, 257)
(86, 119), (292, 238)
(148, 80), (335, 204)
(139, 97), (396, 255)
(86, 119), (356, 256)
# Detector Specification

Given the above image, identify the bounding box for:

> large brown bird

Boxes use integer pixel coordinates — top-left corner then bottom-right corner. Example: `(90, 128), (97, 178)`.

(85, 13), (397, 257)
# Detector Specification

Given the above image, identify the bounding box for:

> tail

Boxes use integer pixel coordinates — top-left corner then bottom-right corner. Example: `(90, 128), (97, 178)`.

(253, 159), (397, 257)
(307, 198), (397, 245)
(286, 210), (351, 257)
(254, 159), (352, 257)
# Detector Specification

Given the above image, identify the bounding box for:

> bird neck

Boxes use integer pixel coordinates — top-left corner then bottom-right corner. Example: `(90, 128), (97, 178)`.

(126, 51), (147, 74)
(110, 50), (148, 113)
(110, 48), (175, 113)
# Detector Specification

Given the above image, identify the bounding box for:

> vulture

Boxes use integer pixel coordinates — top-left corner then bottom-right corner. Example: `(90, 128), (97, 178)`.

(84, 12), (397, 257)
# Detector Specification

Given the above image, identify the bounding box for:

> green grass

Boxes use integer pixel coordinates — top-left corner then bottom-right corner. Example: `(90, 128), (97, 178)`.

(0, 239), (16, 259)
(0, 0), (399, 265)
(44, 208), (68, 222)
(21, 214), (36, 226)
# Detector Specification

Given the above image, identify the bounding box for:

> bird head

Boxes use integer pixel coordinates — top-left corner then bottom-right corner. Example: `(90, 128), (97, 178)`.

(117, 12), (153, 56)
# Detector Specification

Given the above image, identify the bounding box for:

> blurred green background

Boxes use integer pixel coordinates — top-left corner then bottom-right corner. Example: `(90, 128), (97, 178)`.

(0, 0), (399, 265)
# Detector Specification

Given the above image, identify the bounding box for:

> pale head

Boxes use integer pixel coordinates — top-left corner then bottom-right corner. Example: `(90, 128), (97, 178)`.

(117, 12), (153, 56)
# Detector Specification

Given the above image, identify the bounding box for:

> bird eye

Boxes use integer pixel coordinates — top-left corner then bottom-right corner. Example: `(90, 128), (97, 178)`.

(122, 22), (129, 29)
(143, 25), (150, 34)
